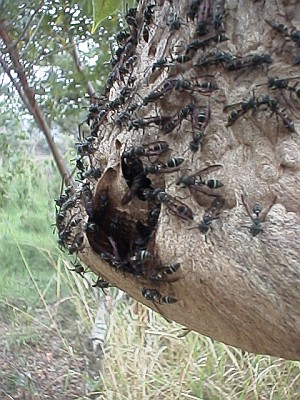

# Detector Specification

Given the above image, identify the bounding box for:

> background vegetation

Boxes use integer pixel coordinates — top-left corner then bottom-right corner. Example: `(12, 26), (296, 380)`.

(0, 1), (299, 399)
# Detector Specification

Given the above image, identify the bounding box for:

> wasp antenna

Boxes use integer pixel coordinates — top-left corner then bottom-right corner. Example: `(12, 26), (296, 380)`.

(182, 147), (189, 156)
(135, 92), (144, 101)
(188, 226), (198, 231)
(166, 179), (176, 189)
(239, 79), (253, 85)
(255, 82), (267, 87)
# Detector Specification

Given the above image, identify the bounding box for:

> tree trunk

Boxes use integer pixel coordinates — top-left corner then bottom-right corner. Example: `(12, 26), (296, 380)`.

(58, 0), (300, 361)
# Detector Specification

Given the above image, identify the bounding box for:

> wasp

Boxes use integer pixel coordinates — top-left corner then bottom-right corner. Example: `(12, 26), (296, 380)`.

(67, 233), (85, 255)
(189, 132), (204, 153)
(177, 103), (195, 124)
(189, 196), (225, 242)
(265, 20), (289, 35)
(213, 0), (226, 32)
(195, 50), (233, 68)
(121, 149), (152, 205)
(130, 115), (178, 134)
(68, 261), (87, 278)
(150, 57), (174, 73)
(143, 141), (170, 156)
(223, 92), (259, 126)
(177, 164), (223, 196)
(275, 108), (296, 132)
(149, 262), (181, 281)
(142, 288), (177, 304)
(130, 250), (153, 263)
(241, 193), (277, 236)
(148, 207), (161, 228)
(124, 141), (169, 160)
(258, 76), (299, 91)
(197, 107), (211, 130)
(55, 189), (70, 208)
(185, 33), (229, 56)
(195, 21), (209, 37)
(289, 28), (300, 48)
(144, 2), (155, 25)
(144, 188), (194, 221)
(142, 89), (167, 105)
(224, 93), (258, 113)
(293, 55), (300, 65)
(116, 30), (130, 45)
(225, 53), (272, 71)
(257, 76), (300, 98)
(81, 167), (102, 181)
(195, 80), (219, 93)
(144, 157), (184, 175)
(73, 157), (85, 174)
(121, 173), (152, 206)
(92, 275), (111, 294)
(122, 145), (147, 159)
(257, 95), (296, 133)
(265, 20), (300, 49)
(167, 13), (184, 31)
(257, 77), (300, 119)
(193, 0), (211, 36)
(189, 107), (211, 153)
(75, 139), (97, 157)
(125, 6), (138, 28)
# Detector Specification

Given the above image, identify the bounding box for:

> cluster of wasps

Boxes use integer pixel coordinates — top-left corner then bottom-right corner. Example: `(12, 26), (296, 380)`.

(56, 0), (298, 310)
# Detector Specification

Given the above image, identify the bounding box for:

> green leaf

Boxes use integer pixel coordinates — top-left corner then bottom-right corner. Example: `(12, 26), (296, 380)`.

(91, 0), (121, 33)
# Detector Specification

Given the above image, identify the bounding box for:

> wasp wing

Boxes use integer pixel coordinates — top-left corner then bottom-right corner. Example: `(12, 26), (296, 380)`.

(259, 195), (277, 222)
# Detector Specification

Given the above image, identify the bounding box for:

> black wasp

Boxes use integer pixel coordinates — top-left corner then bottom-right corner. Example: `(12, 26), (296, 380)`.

(144, 157), (184, 175)
(149, 262), (181, 281)
(142, 288), (177, 304)
(68, 261), (88, 278)
(189, 107), (211, 153)
(195, 50), (233, 68)
(122, 141), (169, 160)
(189, 196), (225, 239)
(177, 164), (224, 196)
(184, 33), (229, 56)
(166, 13), (184, 31)
(223, 92), (258, 126)
(257, 95), (296, 133)
(257, 76), (300, 98)
(224, 53), (272, 71)
(121, 151), (151, 205)
(121, 142), (170, 205)
(130, 250), (153, 263)
(92, 275), (111, 294)
(144, 188), (194, 221)
(241, 193), (277, 236)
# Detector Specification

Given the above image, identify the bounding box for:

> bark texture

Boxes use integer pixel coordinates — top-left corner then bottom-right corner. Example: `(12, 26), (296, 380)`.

(58, 0), (300, 360)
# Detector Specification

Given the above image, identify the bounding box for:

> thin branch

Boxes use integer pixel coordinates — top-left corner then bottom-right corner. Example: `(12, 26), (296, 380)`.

(13, 0), (45, 50)
(0, 52), (31, 111)
(21, 11), (45, 57)
(0, 21), (73, 185)
(0, 20), (35, 104)
(71, 38), (96, 96)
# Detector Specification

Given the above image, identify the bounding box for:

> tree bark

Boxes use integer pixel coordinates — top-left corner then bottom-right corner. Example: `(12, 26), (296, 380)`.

(60, 0), (300, 360)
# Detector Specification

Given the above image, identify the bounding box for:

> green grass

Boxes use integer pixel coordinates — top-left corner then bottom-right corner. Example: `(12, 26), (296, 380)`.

(98, 308), (300, 400)
(0, 157), (62, 306)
